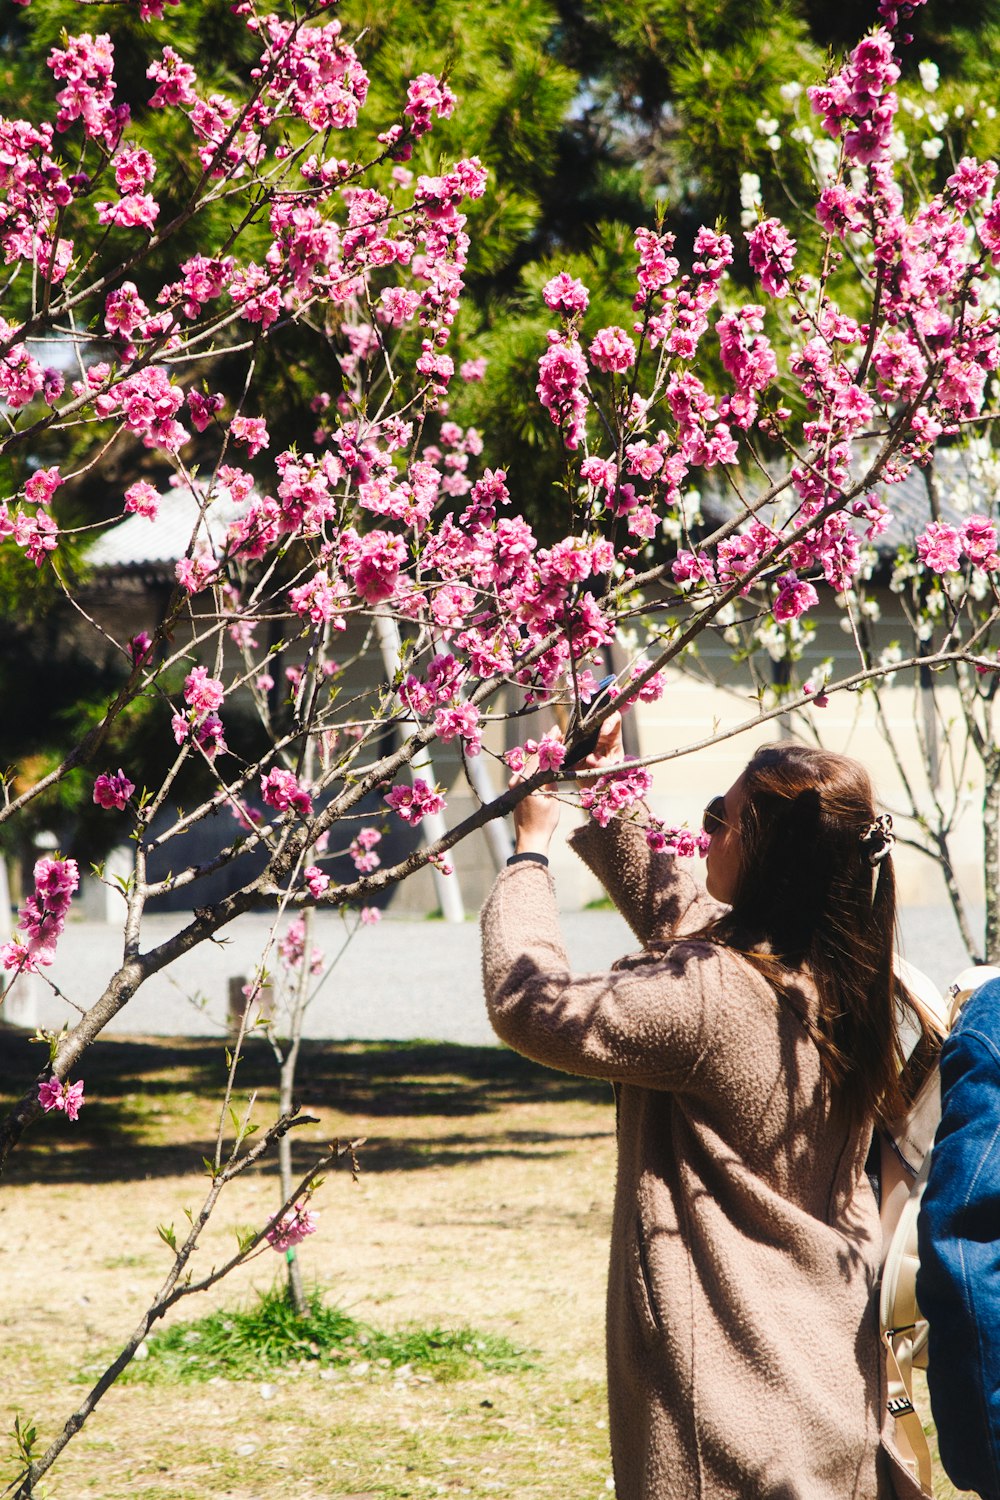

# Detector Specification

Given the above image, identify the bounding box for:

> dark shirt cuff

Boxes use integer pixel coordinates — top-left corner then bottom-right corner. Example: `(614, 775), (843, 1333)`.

(506, 852), (549, 868)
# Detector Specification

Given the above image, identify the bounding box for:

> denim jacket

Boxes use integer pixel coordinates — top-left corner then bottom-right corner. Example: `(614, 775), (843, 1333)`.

(917, 977), (1000, 1500)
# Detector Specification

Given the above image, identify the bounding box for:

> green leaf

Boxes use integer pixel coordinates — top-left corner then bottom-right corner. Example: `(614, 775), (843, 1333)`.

(157, 1223), (177, 1252)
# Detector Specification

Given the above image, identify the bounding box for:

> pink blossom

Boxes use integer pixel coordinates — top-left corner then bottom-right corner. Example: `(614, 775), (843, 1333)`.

(279, 917), (324, 973)
(24, 467), (62, 506)
(379, 286), (420, 326)
(42, 368), (65, 404)
(535, 731), (566, 773)
(175, 551), (218, 594)
(349, 833), (382, 873)
(261, 767), (313, 817)
(916, 521), (962, 574)
(38, 1078), (64, 1112)
(627, 662), (667, 704)
(460, 357), (487, 382)
(960, 514), (998, 565)
(93, 769), (135, 811)
(536, 334), (588, 449)
(504, 746), (528, 775)
(105, 281), (150, 340)
(579, 763), (653, 827)
(348, 530), (407, 605)
(433, 703), (482, 755)
(265, 1201), (319, 1252)
(230, 414), (270, 457)
(38, 1077), (84, 1118)
(288, 571), (347, 627)
(96, 193), (159, 230)
(195, 714), (226, 760)
(404, 73), (457, 137)
(114, 147), (155, 193)
(123, 481), (159, 519)
(816, 184), (866, 239)
(130, 631), (153, 665)
(7, 856), (79, 972)
(672, 551), (716, 587)
(634, 227), (679, 296)
(543, 272), (590, 315)
(746, 219), (796, 298)
(183, 665), (224, 717)
(385, 777), (446, 825)
(946, 157), (998, 213)
(303, 865), (330, 899)
(15, 511), (59, 566)
(773, 574), (819, 622)
(360, 906), (381, 926)
(589, 325), (637, 374)
(62, 1080), (85, 1120)
(187, 390), (224, 432)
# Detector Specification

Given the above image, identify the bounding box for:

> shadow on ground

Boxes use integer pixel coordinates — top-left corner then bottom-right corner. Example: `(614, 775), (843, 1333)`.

(0, 1030), (613, 1185)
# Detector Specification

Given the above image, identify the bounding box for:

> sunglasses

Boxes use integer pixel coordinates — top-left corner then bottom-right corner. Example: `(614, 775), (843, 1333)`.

(702, 794), (729, 837)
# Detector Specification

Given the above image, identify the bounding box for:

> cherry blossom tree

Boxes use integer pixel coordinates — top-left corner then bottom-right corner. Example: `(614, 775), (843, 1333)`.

(666, 42), (1000, 964)
(4, 0), (1000, 1488)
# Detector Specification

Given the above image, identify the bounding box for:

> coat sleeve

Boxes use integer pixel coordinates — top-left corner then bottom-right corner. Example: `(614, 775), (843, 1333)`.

(917, 984), (1000, 1500)
(568, 812), (724, 947)
(481, 860), (718, 1088)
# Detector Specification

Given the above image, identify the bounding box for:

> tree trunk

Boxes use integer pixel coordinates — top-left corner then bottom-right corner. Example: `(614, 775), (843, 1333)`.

(984, 755), (1000, 965)
(277, 902), (312, 1319)
(278, 1053), (308, 1317)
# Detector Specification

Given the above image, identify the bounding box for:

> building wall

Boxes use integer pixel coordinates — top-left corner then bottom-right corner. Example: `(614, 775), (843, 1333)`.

(77, 573), (989, 920)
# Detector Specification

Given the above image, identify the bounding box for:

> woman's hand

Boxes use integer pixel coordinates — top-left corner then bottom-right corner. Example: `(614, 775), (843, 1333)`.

(579, 710), (624, 773)
(510, 738), (563, 856)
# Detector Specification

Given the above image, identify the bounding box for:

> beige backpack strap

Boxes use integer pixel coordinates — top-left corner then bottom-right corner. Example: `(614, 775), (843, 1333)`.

(880, 1151), (933, 1494)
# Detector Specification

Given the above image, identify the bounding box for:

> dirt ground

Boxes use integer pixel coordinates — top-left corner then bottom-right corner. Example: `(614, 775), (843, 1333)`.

(2, 1035), (617, 1499)
(0, 1032), (971, 1500)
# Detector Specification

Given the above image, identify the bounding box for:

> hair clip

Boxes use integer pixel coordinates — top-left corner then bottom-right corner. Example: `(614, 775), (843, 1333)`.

(860, 812), (895, 867)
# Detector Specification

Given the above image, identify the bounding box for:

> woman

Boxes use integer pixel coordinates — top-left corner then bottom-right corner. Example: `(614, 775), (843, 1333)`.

(481, 723), (937, 1500)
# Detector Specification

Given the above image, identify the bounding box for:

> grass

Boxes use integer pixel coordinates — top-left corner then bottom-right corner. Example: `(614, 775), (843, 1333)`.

(0, 1032), (976, 1500)
(122, 1282), (534, 1385)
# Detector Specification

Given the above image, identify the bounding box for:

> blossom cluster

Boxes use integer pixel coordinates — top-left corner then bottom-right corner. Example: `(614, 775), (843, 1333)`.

(265, 1200), (319, 1252)
(915, 516), (1000, 573)
(171, 666), (228, 761)
(1, 857), (79, 975)
(578, 764), (655, 828)
(4, 0), (997, 863)
(38, 1076), (85, 1120)
(279, 917), (324, 974)
(385, 778), (446, 826)
(261, 768), (313, 818)
(93, 769), (136, 812)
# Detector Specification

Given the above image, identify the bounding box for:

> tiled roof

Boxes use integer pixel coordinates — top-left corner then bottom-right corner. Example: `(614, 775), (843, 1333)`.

(87, 486), (249, 571)
(701, 447), (990, 557)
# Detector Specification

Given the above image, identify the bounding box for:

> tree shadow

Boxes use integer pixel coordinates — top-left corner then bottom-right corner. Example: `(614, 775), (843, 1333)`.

(0, 1030), (614, 1185)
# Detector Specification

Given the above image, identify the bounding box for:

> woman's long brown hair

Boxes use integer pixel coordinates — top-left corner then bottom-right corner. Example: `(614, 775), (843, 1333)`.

(702, 743), (939, 1126)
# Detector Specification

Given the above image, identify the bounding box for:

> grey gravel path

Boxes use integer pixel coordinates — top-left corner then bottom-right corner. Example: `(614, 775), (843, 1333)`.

(5, 899), (983, 1046)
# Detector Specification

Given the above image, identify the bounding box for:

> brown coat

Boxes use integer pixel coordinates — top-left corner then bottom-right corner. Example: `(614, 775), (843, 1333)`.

(481, 816), (921, 1500)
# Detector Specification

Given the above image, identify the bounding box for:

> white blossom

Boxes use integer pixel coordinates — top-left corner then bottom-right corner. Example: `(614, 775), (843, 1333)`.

(739, 172), (762, 229)
(878, 643), (903, 685)
(918, 59), (940, 93)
